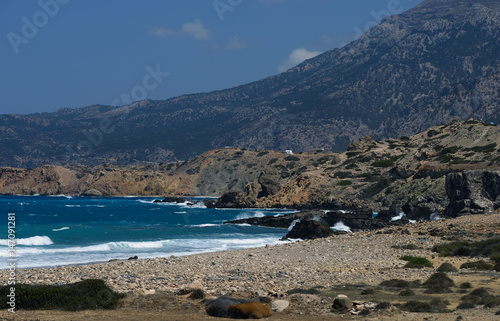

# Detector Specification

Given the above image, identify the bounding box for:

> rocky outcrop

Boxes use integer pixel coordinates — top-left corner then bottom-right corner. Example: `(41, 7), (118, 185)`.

(284, 220), (335, 240)
(226, 210), (401, 233)
(402, 196), (444, 221)
(444, 171), (500, 217)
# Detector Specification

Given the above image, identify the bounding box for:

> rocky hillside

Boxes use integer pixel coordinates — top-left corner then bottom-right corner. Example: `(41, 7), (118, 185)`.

(1, 0), (499, 168)
(215, 120), (500, 212)
(1, 121), (499, 214)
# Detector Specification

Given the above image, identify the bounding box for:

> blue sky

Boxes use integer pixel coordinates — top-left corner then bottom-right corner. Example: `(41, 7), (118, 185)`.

(0, 0), (423, 114)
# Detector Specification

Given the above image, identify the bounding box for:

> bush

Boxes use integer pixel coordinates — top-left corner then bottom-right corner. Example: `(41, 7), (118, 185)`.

(400, 256), (433, 268)
(461, 288), (495, 305)
(399, 289), (415, 296)
(400, 298), (450, 313)
(392, 244), (421, 250)
(460, 260), (494, 270)
(459, 282), (472, 289)
(257, 151), (269, 157)
(337, 180), (352, 186)
(361, 288), (375, 295)
(437, 263), (459, 273)
(422, 273), (454, 293)
(379, 279), (410, 288)
(457, 302), (475, 309)
(0, 279), (124, 311)
(371, 160), (394, 168)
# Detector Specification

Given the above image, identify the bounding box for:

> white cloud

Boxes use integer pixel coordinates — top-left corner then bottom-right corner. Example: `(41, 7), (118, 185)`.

(148, 19), (210, 41)
(225, 36), (247, 50)
(181, 20), (211, 41)
(279, 48), (322, 72)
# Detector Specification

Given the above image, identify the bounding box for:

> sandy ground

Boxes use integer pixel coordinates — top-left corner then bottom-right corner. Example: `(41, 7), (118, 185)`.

(1, 213), (499, 320)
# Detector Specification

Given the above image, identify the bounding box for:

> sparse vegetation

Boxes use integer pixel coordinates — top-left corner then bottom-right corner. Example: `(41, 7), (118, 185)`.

(337, 180), (352, 186)
(371, 160), (394, 168)
(436, 263), (458, 273)
(284, 155), (300, 162)
(399, 298), (450, 313)
(400, 255), (433, 268)
(0, 279), (124, 311)
(422, 272), (454, 293)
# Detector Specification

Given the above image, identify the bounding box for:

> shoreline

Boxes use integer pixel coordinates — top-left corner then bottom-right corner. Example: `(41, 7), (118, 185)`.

(1, 212), (499, 320)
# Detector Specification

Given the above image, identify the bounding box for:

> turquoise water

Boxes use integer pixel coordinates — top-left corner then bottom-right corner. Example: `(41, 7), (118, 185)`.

(1, 195), (296, 269)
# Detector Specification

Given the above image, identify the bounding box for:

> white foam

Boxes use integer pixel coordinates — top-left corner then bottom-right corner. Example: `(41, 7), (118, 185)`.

(331, 221), (352, 233)
(65, 205), (80, 208)
(235, 210), (265, 220)
(429, 213), (441, 221)
(288, 219), (301, 231)
(190, 224), (219, 228)
(391, 213), (405, 221)
(52, 227), (70, 232)
(1, 236), (53, 246)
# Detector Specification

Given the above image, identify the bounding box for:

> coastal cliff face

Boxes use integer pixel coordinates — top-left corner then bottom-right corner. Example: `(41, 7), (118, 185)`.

(1, 121), (499, 215)
(1, 0), (500, 168)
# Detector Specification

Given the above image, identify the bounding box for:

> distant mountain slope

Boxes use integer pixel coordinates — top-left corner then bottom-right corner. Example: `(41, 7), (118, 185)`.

(1, 0), (499, 168)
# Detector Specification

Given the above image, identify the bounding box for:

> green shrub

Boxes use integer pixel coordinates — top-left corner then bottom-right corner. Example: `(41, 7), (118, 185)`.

(371, 160), (394, 167)
(268, 158), (278, 165)
(400, 256), (433, 268)
(337, 180), (352, 186)
(257, 151), (269, 157)
(334, 171), (352, 179)
(465, 143), (497, 153)
(0, 279), (124, 311)
(459, 282), (472, 289)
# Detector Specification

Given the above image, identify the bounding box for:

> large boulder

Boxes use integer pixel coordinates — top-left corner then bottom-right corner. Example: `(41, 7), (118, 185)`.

(444, 171), (500, 217)
(228, 302), (273, 319)
(206, 296), (254, 318)
(332, 294), (353, 311)
(285, 219), (334, 240)
(402, 196), (444, 221)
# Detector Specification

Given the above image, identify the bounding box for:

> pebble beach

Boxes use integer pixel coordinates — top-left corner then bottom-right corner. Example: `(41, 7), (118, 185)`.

(2, 212), (500, 320)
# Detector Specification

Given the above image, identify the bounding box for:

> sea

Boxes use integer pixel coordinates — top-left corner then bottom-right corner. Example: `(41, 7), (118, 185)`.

(1, 195), (304, 269)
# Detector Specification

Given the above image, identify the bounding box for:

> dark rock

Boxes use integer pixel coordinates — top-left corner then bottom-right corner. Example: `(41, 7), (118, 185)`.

(128, 256), (138, 260)
(202, 199), (216, 208)
(402, 196), (444, 221)
(225, 210), (324, 229)
(285, 219), (334, 240)
(215, 192), (240, 208)
(444, 171), (500, 217)
(205, 296), (255, 318)
(155, 196), (186, 203)
(225, 209), (397, 232)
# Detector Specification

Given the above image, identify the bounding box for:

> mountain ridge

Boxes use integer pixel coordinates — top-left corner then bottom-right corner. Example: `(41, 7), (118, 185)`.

(1, 0), (499, 168)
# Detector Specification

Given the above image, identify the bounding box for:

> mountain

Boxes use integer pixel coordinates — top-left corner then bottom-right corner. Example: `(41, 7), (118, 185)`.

(1, 0), (499, 168)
